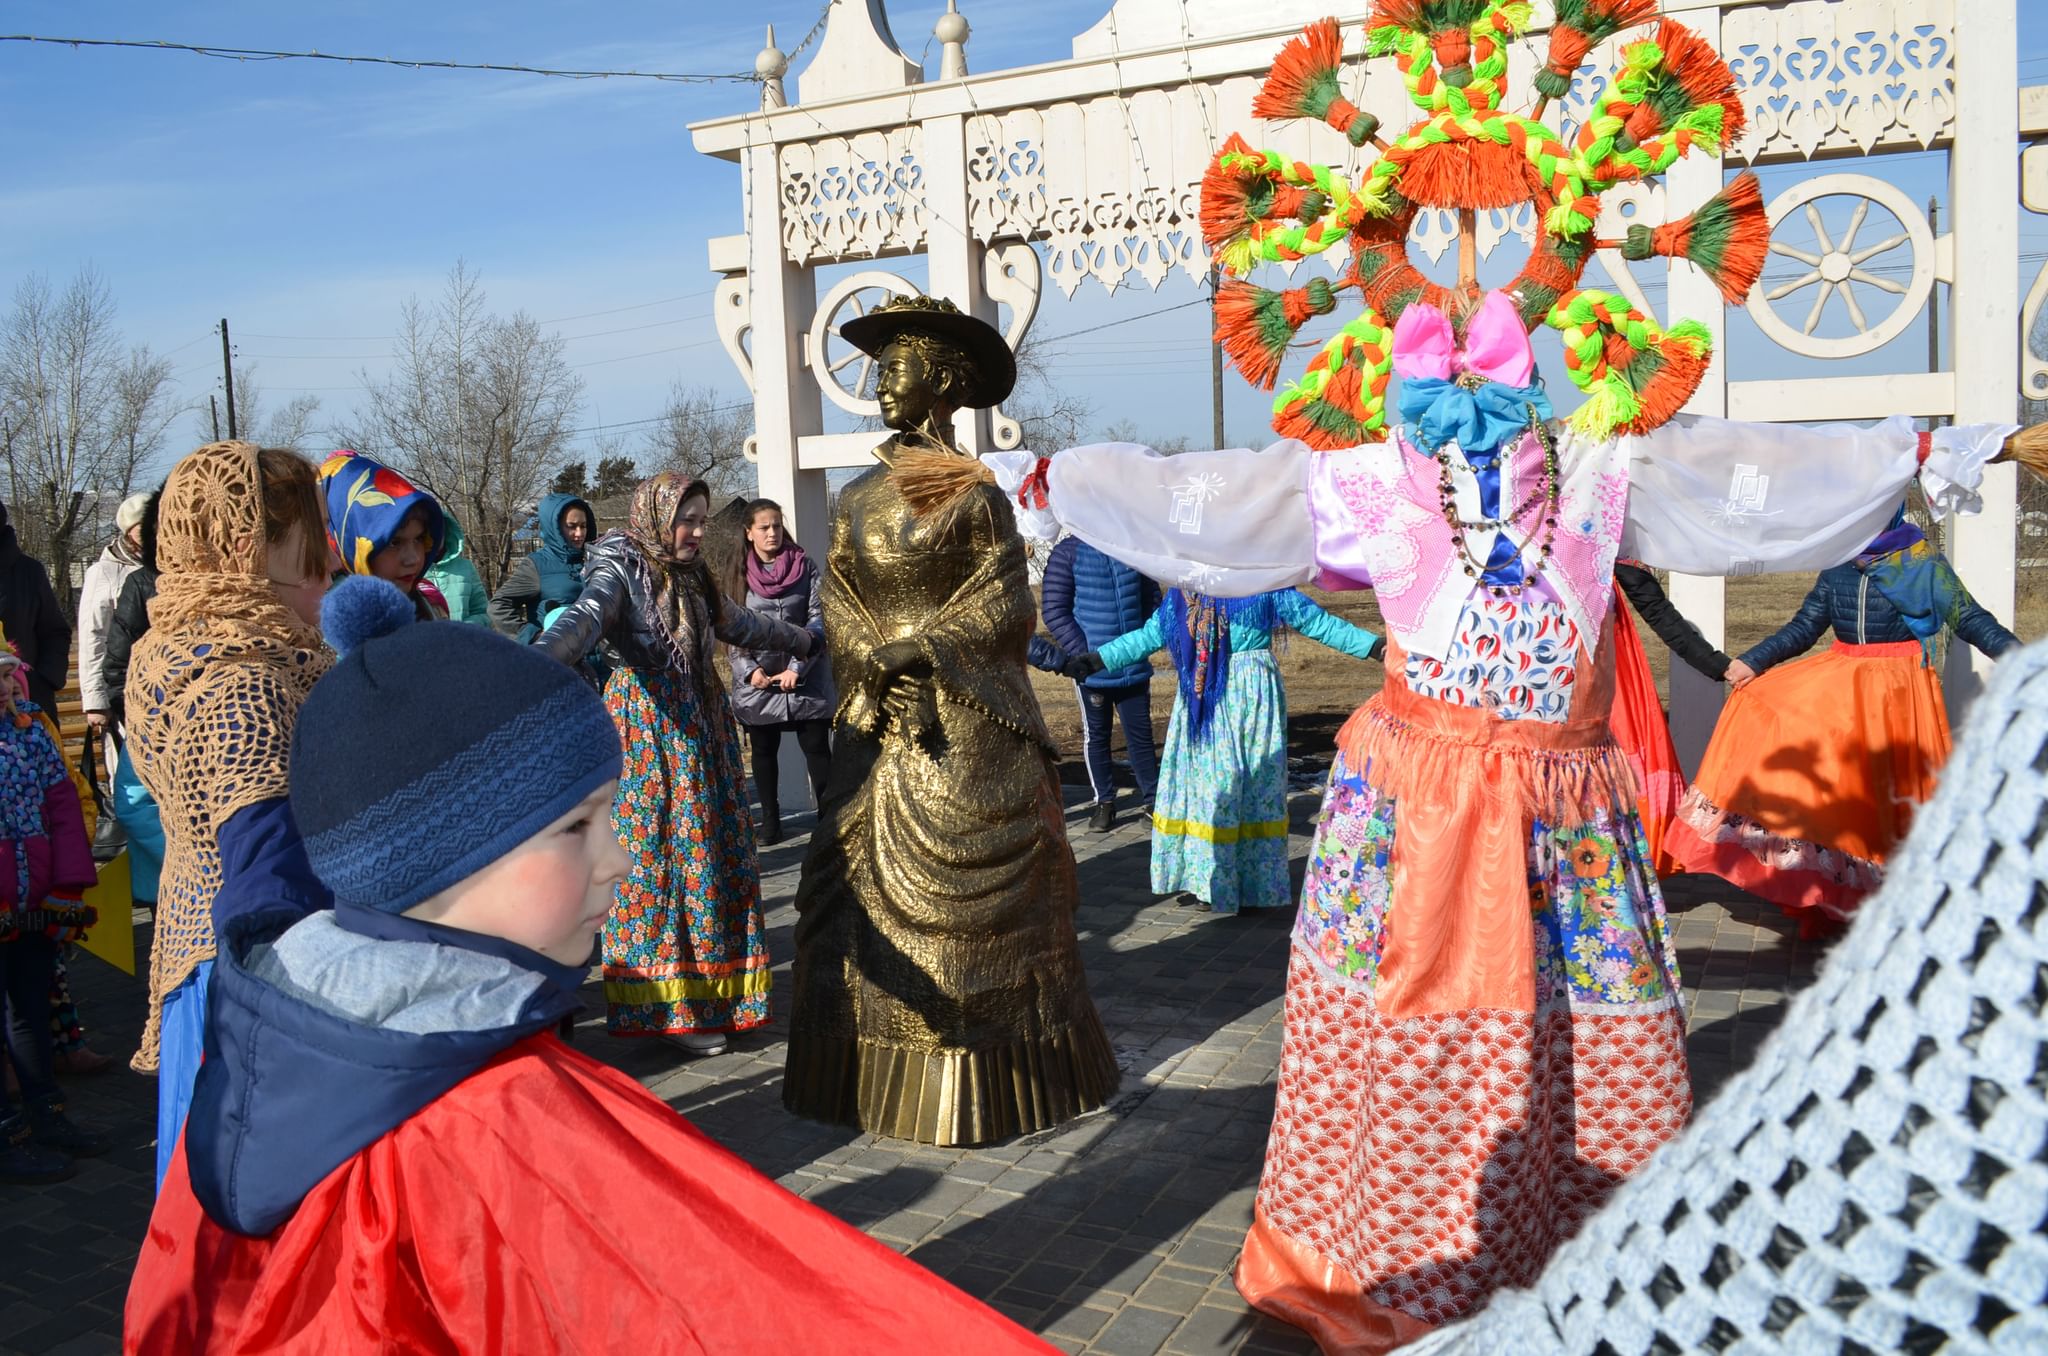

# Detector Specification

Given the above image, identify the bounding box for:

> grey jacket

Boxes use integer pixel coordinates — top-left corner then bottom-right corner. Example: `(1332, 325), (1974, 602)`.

(537, 533), (810, 675)
(728, 555), (833, 726)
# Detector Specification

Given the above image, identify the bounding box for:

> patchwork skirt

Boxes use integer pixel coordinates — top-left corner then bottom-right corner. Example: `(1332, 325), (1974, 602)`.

(1237, 685), (1692, 1352)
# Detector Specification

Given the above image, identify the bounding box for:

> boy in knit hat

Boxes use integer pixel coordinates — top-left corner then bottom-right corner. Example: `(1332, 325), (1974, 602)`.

(125, 577), (1052, 1354)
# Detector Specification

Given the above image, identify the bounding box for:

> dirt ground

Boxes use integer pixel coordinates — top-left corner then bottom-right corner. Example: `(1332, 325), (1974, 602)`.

(1030, 566), (2048, 786)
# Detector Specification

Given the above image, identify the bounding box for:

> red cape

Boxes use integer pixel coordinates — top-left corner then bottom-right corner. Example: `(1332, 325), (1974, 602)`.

(126, 1033), (1053, 1354)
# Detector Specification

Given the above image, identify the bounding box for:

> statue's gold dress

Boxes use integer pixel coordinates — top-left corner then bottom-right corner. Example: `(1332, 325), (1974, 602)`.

(784, 450), (1118, 1146)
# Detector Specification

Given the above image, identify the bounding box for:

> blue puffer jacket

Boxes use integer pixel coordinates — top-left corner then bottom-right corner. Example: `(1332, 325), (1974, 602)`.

(1041, 537), (1159, 688)
(1740, 560), (2019, 673)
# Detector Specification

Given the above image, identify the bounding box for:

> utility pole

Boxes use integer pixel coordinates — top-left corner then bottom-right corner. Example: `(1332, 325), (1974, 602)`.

(1927, 197), (1941, 377)
(1208, 265), (1225, 449)
(219, 318), (237, 439)
(209, 394), (221, 441)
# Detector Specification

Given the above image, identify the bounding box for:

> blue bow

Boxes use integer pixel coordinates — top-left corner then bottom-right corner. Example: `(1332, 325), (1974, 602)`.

(1397, 376), (1552, 459)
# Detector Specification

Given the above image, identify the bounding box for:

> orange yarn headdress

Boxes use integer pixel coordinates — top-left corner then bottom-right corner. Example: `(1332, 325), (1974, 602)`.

(1205, 0), (1769, 444)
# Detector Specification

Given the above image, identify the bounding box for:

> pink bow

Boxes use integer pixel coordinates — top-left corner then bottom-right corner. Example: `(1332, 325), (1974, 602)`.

(1391, 291), (1534, 387)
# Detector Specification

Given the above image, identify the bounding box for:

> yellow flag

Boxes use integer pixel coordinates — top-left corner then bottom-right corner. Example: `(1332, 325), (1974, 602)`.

(78, 851), (136, 976)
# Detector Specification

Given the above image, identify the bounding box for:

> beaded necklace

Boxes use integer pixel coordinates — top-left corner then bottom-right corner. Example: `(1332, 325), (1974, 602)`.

(1411, 403), (1561, 601)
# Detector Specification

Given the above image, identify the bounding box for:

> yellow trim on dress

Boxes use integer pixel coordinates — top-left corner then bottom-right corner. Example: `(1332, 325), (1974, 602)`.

(1152, 815), (1290, 844)
(604, 971), (772, 1005)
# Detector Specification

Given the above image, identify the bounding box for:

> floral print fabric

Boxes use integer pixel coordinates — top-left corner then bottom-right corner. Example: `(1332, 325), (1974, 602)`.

(1299, 752), (1681, 1011)
(0, 708), (67, 904)
(1402, 592), (1584, 723)
(603, 664), (770, 1036)
(1152, 651), (1291, 914)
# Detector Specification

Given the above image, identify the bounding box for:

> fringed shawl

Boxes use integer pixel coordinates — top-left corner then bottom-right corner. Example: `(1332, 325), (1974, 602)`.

(1161, 589), (1279, 742)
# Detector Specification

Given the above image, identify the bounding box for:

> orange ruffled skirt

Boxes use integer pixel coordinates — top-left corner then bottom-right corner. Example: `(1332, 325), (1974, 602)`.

(1667, 639), (1950, 931)
(1604, 584), (1688, 876)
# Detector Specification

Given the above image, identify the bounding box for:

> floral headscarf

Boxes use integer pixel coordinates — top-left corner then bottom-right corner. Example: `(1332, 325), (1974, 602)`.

(1855, 503), (1966, 665)
(318, 450), (445, 579)
(621, 471), (721, 689)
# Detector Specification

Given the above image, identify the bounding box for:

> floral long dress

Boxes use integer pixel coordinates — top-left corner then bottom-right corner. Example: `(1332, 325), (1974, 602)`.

(603, 664), (768, 1035)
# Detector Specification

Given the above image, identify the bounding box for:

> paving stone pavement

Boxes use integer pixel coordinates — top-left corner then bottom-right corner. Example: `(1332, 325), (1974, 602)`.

(0, 789), (1825, 1356)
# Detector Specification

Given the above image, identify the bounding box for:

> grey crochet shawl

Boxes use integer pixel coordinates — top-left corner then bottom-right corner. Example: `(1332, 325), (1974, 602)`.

(1404, 641), (2048, 1354)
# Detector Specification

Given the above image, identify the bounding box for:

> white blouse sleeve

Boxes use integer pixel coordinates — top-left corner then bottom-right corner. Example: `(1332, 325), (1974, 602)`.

(1618, 414), (2015, 576)
(984, 441), (1318, 597)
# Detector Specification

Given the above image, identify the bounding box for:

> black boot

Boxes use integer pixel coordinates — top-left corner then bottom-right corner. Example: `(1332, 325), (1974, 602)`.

(28, 1095), (110, 1159)
(759, 800), (784, 846)
(0, 1112), (74, 1185)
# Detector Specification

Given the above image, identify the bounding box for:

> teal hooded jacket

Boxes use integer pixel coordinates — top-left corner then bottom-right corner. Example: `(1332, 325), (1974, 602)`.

(425, 513), (490, 625)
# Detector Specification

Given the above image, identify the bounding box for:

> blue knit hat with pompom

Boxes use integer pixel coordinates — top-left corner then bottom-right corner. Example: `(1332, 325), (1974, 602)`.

(291, 576), (621, 914)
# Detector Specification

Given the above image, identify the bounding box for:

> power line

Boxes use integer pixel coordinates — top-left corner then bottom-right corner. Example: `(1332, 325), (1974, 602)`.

(569, 338), (721, 369)
(239, 290), (722, 347)
(1031, 296), (1214, 346)
(0, 26), (789, 84)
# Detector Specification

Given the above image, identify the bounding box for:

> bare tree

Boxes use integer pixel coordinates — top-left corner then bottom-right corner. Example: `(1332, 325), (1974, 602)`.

(338, 262), (582, 590)
(1097, 416), (1190, 454)
(641, 383), (752, 498)
(0, 267), (178, 612)
(995, 331), (1095, 452)
(193, 364), (323, 449)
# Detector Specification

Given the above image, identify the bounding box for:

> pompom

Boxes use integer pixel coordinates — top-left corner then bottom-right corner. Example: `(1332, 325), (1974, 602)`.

(322, 576), (415, 656)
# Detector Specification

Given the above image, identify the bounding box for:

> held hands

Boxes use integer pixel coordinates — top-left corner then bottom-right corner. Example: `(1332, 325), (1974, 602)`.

(1062, 652), (1106, 682)
(1725, 659), (1757, 689)
(774, 669), (800, 692)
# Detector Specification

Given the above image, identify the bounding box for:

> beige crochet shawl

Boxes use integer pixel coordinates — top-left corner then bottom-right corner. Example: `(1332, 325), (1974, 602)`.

(125, 442), (330, 1072)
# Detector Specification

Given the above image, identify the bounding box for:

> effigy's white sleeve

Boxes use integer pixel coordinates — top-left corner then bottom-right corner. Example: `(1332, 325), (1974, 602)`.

(985, 442), (1319, 597)
(1618, 414), (2013, 576)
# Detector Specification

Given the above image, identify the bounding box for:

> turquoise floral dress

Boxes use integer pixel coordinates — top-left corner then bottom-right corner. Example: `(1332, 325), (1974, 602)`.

(1097, 588), (1379, 913)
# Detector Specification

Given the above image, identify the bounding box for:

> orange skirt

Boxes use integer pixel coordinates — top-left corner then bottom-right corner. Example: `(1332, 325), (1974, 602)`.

(1667, 639), (1949, 928)
(1605, 584), (1687, 876)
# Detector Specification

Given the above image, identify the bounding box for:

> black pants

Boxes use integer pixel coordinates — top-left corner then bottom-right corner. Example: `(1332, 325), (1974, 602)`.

(748, 719), (833, 816)
(1, 935), (59, 1116)
(1078, 679), (1159, 803)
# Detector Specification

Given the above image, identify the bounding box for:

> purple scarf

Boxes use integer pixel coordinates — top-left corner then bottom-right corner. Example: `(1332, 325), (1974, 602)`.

(746, 541), (809, 599)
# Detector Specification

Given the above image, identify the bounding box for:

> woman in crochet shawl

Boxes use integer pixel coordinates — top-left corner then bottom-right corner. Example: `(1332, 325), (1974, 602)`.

(125, 442), (331, 1188)
(539, 472), (812, 1055)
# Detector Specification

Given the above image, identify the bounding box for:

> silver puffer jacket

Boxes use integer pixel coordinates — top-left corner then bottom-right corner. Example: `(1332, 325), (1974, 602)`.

(537, 533), (809, 676)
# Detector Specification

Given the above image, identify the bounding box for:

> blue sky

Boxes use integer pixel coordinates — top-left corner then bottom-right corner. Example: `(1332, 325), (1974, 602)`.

(3, 1), (2045, 479)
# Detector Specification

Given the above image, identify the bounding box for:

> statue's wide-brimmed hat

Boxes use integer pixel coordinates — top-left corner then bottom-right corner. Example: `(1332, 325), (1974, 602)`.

(841, 294), (1016, 410)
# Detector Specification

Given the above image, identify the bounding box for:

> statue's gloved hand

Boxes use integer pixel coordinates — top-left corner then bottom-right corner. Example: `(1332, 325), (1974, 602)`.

(870, 639), (926, 682)
(882, 674), (940, 746)
(866, 638), (933, 709)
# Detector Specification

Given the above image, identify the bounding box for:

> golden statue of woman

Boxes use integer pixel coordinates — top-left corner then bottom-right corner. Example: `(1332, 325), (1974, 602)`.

(784, 295), (1117, 1146)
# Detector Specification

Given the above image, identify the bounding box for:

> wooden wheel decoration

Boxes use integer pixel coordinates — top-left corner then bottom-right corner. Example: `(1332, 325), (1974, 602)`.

(807, 271), (918, 416)
(1204, 0), (1772, 445)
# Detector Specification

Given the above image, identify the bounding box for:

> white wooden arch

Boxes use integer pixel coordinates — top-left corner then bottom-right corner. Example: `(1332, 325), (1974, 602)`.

(692, 0), (2033, 762)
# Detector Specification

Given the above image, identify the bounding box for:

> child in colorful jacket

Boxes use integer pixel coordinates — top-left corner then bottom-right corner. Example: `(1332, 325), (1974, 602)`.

(0, 649), (106, 1184)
